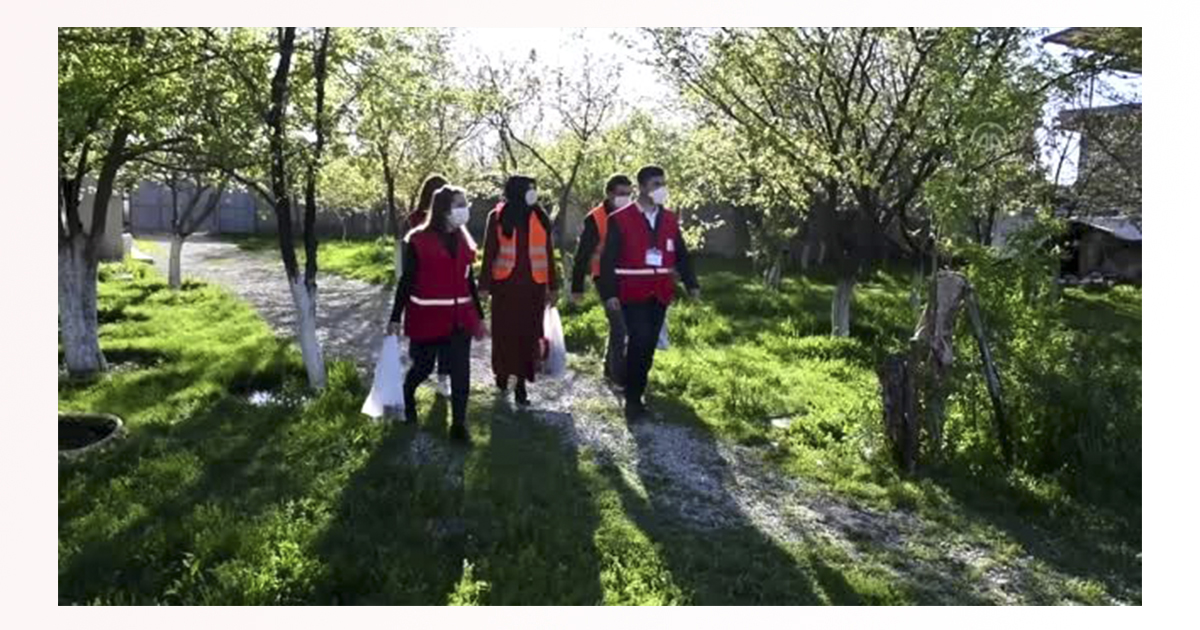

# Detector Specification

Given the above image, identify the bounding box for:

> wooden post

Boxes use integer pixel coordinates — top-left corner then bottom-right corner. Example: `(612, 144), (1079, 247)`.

(880, 353), (919, 473)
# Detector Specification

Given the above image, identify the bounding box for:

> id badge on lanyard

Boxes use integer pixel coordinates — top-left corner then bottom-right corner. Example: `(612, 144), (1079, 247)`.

(644, 211), (663, 267)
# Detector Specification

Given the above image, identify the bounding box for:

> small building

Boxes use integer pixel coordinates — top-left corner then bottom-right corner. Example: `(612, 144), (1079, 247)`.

(77, 176), (125, 262)
(1061, 215), (1141, 283)
(990, 213), (1141, 283)
(1044, 27), (1142, 285)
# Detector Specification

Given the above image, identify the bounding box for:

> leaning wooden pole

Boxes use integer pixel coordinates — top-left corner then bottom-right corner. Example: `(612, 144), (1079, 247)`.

(964, 288), (1014, 467)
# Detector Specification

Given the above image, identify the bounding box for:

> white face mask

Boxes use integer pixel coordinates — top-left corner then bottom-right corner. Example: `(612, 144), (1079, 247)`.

(611, 195), (631, 209)
(649, 186), (669, 206)
(448, 205), (469, 229)
(524, 189), (538, 206)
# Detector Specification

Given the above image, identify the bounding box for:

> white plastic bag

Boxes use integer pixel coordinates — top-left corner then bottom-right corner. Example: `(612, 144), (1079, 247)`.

(542, 306), (568, 377)
(657, 311), (670, 350)
(361, 335), (407, 420)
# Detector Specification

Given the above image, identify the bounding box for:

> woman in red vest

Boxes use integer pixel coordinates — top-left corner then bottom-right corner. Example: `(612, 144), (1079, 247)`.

(387, 185), (486, 442)
(400, 174), (453, 397)
(479, 175), (560, 406)
(406, 174), (447, 233)
(598, 165), (700, 422)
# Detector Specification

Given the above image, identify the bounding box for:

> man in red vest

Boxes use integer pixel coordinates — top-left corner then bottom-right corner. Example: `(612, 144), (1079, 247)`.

(599, 165), (700, 421)
(570, 173), (634, 386)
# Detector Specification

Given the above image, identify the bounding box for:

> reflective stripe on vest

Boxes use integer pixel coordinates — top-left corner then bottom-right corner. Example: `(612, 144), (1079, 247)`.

(614, 267), (672, 276)
(410, 296), (473, 306)
(491, 205), (549, 284)
(588, 205), (608, 278)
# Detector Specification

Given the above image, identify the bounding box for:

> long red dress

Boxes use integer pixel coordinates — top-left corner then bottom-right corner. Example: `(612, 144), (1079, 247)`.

(479, 207), (559, 382)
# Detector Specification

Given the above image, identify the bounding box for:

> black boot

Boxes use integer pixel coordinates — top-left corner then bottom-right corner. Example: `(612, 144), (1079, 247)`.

(495, 374), (508, 392)
(624, 399), (647, 423)
(403, 404), (418, 425)
(514, 379), (530, 406)
(449, 421), (471, 444)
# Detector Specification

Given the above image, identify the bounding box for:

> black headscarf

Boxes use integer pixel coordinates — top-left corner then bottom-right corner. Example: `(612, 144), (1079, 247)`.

(501, 175), (538, 237)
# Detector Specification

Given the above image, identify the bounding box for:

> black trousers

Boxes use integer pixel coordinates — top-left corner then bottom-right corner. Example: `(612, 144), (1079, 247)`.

(405, 330), (471, 425)
(621, 299), (667, 407)
(433, 344), (451, 377)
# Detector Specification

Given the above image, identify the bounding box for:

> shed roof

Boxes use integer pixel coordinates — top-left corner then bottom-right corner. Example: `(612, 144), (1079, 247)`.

(1043, 28), (1142, 73)
(1069, 215), (1142, 241)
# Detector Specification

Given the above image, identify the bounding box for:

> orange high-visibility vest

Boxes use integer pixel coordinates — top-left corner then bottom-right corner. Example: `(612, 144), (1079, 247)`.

(587, 204), (610, 279)
(491, 204), (549, 284)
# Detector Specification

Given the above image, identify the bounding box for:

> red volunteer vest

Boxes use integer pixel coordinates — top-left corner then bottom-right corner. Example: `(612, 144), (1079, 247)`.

(612, 204), (680, 305)
(404, 228), (481, 342)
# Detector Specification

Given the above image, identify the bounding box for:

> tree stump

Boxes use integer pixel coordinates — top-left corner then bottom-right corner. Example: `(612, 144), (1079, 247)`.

(911, 271), (969, 450)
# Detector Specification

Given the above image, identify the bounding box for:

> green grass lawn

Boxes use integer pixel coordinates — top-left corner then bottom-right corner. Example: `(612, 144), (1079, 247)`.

(60, 261), (918, 604)
(60, 242), (1142, 604)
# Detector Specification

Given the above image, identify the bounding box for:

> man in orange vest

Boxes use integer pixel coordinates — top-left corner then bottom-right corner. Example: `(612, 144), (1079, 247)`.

(570, 174), (634, 386)
(599, 165), (700, 422)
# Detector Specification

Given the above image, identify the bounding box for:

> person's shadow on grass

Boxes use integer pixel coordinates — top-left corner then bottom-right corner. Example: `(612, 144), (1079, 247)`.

(308, 396), (468, 604)
(59, 389), (331, 604)
(601, 397), (874, 605)
(455, 392), (606, 604)
(308, 391), (606, 605)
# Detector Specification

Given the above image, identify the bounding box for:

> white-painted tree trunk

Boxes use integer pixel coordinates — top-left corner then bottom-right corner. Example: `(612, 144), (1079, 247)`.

(831, 275), (856, 337)
(799, 242), (811, 272)
(289, 279), (327, 390)
(168, 234), (185, 290)
(764, 253), (783, 290)
(59, 237), (107, 376)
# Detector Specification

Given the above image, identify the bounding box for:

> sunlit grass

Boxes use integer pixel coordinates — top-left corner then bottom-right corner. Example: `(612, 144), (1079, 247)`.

(60, 262), (919, 604)
(61, 251), (1141, 604)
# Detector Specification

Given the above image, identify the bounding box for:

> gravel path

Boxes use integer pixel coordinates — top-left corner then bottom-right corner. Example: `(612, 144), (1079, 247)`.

(142, 235), (1124, 605)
